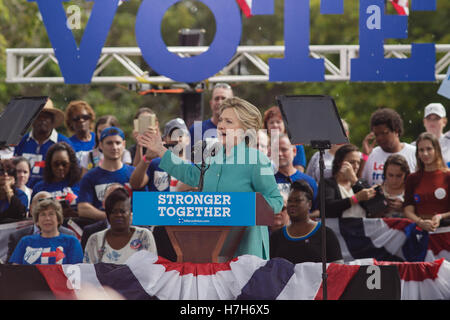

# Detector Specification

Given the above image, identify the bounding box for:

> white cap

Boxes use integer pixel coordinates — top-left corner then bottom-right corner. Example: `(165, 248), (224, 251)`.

(424, 103), (446, 118)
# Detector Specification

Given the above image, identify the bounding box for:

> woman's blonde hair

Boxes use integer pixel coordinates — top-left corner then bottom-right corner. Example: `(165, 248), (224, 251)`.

(219, 97), (262, 132)
(32, 199), (64, 228)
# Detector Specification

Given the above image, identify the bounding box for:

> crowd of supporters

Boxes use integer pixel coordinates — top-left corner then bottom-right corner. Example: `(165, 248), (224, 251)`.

(0, 85), (449, 267)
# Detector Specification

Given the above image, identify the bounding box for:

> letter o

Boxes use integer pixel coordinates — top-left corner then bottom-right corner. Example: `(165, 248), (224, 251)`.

(135, 0), (242, 83)
(185, 194), (193, 205)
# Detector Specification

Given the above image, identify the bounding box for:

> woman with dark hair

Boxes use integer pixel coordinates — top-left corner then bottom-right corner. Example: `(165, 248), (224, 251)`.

(263, 106), (307, 172)
(0, 159), (28, 223)
(79, 115), (132, 175)
(318, 144), (377, 218)
(380, 154), (410, 217)
(404, 132), (450, 231)
(270, 180), (343, 263)
(31, 142), (81, 217)
(83, 187), (157, 264)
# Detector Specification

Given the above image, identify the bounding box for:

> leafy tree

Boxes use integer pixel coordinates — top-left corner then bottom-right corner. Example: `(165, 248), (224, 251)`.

(0, 0), (449, 160)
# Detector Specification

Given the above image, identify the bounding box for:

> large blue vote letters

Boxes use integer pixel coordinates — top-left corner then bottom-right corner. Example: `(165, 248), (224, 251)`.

(28, 0), (120, 84)
(351, 0), (435, 81)
(135, 0), (242, 83)
(29, 0), (437, 84)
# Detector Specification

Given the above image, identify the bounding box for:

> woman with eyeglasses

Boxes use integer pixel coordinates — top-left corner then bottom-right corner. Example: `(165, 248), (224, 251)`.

(31, 142), (81, 217)
(83, 188), (157, 264)
(9, 198), (83, 264)
(0, 159), (28, 223)
(64, 100), (96, 161)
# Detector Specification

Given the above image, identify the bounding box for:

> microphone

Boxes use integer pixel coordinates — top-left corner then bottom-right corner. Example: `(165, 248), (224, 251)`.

(191, 139), (218, 163)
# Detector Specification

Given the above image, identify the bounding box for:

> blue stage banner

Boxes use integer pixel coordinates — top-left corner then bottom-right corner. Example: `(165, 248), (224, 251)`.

(132, 192), (256, 226)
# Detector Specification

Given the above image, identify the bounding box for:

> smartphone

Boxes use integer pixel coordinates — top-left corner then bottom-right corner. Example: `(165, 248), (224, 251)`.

(135, 114), (156, 135)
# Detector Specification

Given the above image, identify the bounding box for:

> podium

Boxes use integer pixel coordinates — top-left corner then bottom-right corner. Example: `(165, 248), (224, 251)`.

(133, 192), (274, 263)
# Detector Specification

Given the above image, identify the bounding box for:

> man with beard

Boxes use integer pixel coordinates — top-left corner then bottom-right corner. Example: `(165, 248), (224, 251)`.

(14, 99), (72, 188)
(77, 127), (135, 221)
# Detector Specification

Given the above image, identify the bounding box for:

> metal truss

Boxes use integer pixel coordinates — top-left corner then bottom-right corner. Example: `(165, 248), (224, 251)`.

(6, 44), (450, 84)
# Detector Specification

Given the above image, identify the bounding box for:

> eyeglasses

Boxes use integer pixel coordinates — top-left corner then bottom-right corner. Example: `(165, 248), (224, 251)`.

(51, 161), (70, 168)
(72, 114), (91, 122)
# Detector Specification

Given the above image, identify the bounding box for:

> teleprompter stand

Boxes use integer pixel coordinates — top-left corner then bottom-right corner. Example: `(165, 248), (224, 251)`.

(277, 95), (349, 300)
(0, 96), (47, 148)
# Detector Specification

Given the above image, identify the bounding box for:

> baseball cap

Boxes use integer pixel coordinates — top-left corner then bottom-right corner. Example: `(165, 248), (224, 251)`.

(163, 118), (188, 139)
(424, 103), (446, 118)
(100, 126), (125, 142)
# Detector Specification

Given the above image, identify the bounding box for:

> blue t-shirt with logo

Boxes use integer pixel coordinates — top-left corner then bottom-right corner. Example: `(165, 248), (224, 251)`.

(14, 131), (73, 188)
(145, 157), (170, 192)
(78, 164), (135, 209)
(9, 233), (83, 265)
(31, 180), (80, 206)
(69, 132), (96, 162)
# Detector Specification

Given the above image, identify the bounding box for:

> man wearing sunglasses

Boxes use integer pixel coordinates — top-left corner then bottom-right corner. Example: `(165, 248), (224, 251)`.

(14, 98), (73, 188)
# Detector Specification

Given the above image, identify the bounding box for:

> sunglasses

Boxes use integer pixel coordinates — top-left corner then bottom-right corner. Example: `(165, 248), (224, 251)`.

(52, 161), (70, 168)
(0, 168), (16, 176)
(72, 114), (91, 122)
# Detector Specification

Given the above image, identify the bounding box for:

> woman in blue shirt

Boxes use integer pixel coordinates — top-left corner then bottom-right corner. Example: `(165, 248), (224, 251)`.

(64, 100), (96, 162)
(0, 159), (28, 223)
(138, 97), (283, 259)
(9, 198), (83, 264)
(32, 142), (81, 217)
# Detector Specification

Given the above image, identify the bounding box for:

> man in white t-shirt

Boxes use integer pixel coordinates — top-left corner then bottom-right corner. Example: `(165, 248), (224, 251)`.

(413, 103), (450, 167)
(361, 108), (416, 186)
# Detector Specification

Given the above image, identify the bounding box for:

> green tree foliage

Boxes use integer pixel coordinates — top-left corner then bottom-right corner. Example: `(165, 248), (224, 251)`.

(0, 0), (449, 159)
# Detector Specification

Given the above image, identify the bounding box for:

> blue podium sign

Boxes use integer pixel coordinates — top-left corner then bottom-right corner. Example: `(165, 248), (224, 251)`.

(132, 192), (257, 226)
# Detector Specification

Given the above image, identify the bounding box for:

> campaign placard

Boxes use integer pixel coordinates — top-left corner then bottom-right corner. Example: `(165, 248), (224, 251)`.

(132, 192), (256, 226)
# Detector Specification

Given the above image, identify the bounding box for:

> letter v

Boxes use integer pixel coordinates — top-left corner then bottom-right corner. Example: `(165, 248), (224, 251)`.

(29, 0), (119, 84)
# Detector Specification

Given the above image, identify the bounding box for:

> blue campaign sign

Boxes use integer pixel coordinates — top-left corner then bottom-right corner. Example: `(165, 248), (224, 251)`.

(132, 192), (257, 226)
(438, 66), (450, 100)
(28, 0), (437, 84)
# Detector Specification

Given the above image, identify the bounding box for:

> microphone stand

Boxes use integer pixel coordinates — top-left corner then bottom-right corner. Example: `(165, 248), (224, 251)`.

(311, 140), (331, 300)
(194, 141), (212, 192)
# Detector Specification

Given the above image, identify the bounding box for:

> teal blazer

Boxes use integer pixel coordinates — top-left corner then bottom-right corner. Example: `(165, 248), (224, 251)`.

(159, 141), (283, 259)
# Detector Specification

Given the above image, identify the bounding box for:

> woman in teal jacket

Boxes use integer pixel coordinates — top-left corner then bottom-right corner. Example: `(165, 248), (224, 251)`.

(138, 97), (283, 259)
